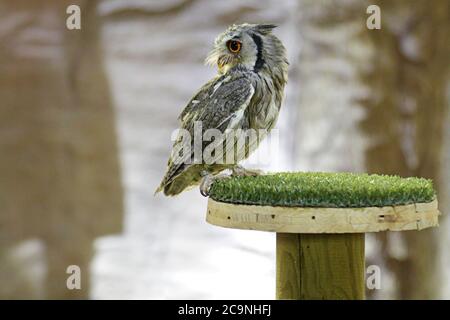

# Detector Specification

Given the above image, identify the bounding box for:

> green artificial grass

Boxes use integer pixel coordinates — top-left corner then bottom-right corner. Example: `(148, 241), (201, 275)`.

(209, 172), (436, 208)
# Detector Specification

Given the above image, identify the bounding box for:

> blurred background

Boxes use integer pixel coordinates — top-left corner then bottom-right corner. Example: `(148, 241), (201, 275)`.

(0, 0), (449, 299)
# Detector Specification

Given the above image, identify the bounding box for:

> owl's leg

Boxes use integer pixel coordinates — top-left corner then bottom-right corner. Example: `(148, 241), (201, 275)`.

(232, 164), (264, 177)
(199, 170), (230, 197)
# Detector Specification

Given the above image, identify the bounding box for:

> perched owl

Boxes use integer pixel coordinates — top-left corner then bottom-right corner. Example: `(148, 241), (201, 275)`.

(156, 23), (288, 196)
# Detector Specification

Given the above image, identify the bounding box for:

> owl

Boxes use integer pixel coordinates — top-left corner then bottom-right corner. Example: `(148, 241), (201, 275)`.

(156, 23), (288, 196)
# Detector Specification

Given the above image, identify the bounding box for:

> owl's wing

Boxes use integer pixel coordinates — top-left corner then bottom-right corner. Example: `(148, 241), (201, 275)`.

(159, 75), (255, 189)
(183, 75), (254, 131)
(178, 77), (217, 122)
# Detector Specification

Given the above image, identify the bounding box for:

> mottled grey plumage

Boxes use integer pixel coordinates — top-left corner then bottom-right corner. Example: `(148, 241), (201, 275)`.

(156, 23), (288, 196)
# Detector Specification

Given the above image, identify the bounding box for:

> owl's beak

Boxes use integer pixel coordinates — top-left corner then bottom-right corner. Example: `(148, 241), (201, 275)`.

(216, 56), (224, 74)
(217, 56), (225, 68)
(217, 54), (233, 73)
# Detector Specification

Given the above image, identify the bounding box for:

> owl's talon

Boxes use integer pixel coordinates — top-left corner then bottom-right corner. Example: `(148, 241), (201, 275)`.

(200, 185), (209, 197)
(199, 172), (230, 197)
(232, 165), (264, 177)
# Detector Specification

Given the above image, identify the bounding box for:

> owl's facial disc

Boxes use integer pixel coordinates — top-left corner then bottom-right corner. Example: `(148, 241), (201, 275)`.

(205, 28), (259, 74)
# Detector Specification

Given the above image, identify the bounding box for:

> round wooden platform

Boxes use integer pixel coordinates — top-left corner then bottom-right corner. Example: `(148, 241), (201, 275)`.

(206, 198), (440, 233)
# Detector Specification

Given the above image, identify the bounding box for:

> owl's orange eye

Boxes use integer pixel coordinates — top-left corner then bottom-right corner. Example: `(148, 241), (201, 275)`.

(227, 40), (241, 53)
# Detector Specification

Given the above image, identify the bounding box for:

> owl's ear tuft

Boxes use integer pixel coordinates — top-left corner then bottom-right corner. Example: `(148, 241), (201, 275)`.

(254, 24), (277, 35)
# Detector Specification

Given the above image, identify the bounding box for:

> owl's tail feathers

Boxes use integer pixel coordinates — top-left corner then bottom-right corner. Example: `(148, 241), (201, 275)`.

(155, 165), (204, 196)
(154, 184), (164, 195)
(154, 176), (177, 196)
(154, 172), (170, 195)
(154, 163), (182, 196)
(154, 178), (195, 196)
(154, 182), (178, 196)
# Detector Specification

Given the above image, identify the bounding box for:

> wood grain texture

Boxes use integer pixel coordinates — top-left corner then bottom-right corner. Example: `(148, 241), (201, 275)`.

(276, 233), (365, 300)
(206, 198), (439, 233)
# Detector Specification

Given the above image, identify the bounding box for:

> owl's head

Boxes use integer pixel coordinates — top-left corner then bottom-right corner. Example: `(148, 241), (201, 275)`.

(205, 23), (288, 77)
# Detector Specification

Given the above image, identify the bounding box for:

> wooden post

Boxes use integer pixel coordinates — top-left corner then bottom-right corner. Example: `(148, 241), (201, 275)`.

(276, 233), (365, 300)
(206, 198), (440, 300)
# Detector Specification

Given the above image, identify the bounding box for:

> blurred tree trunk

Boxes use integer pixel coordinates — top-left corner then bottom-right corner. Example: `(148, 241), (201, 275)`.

(294, 0), (367, 173)
(359, 0), (450, 299)
(296, 0), (449, 299)
(0, 0), (123, 298)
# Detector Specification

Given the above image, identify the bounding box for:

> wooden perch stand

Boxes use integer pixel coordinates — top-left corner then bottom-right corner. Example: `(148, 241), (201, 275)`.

(205, 173), (440, 300)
